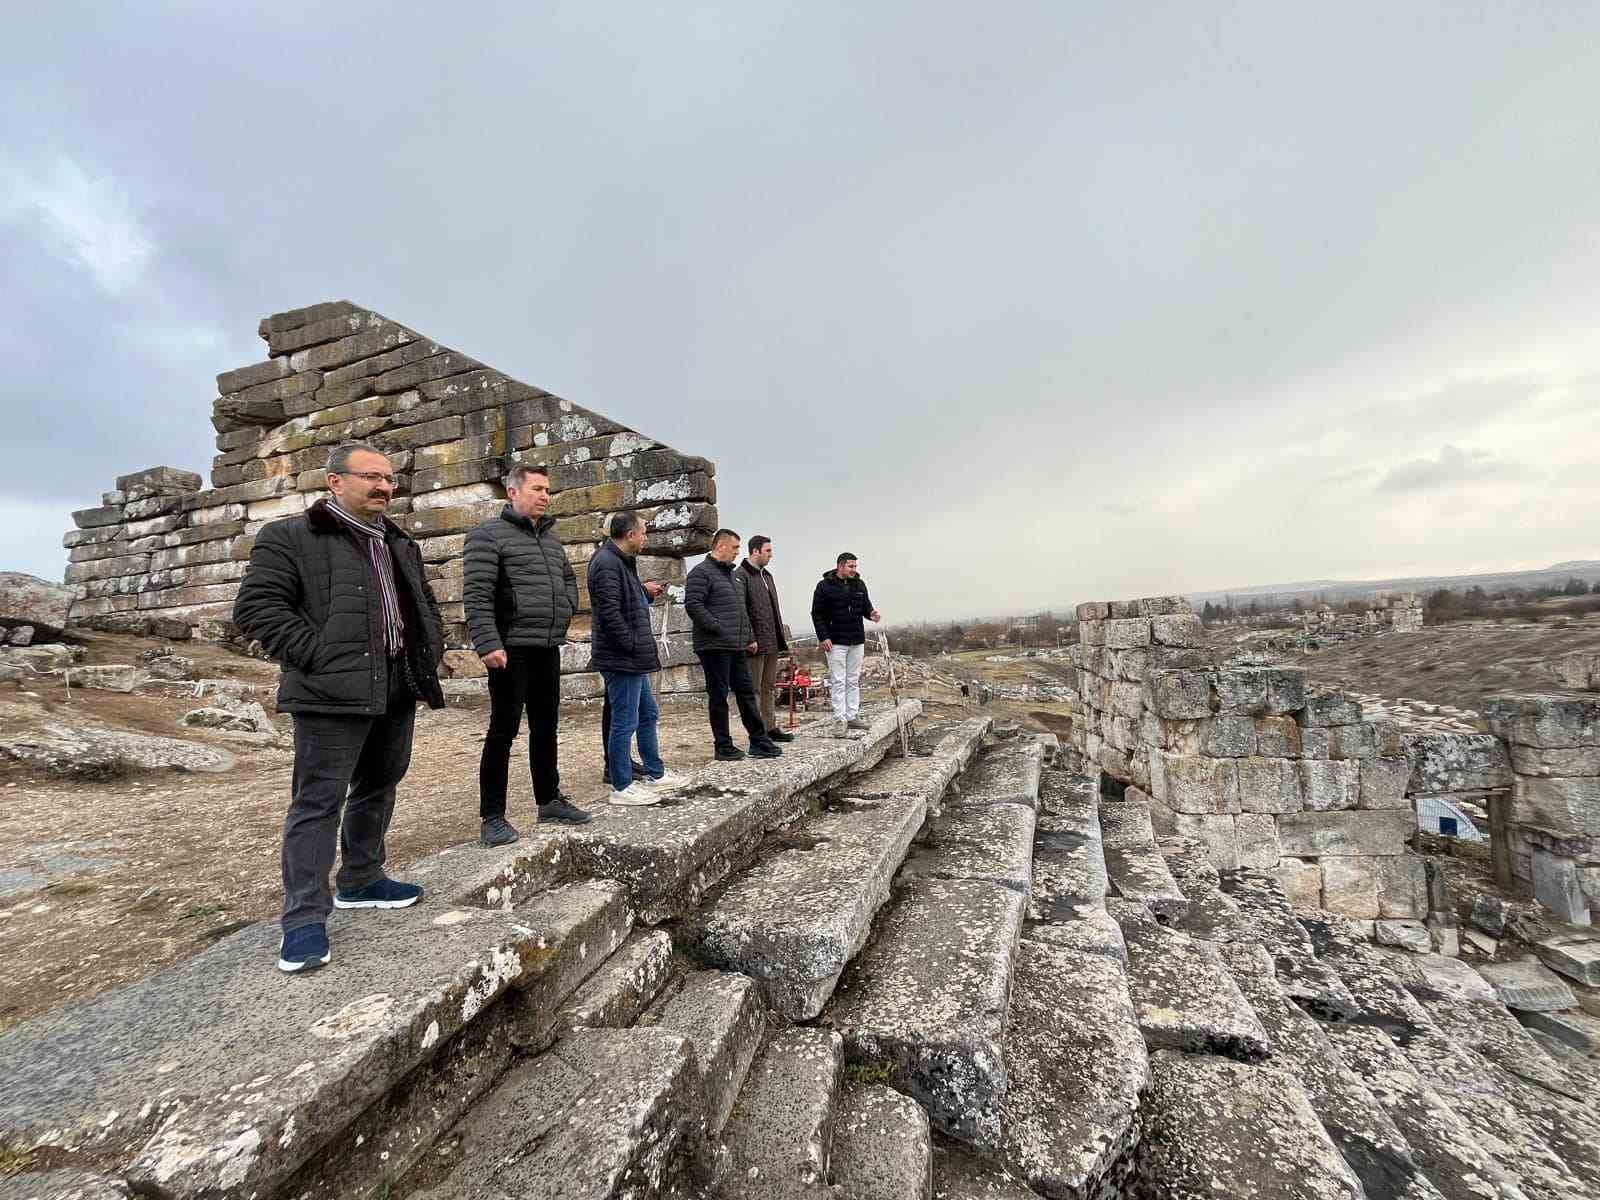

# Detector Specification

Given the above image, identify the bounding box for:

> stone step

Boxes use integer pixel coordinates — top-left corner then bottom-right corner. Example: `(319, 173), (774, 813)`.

(1475, 959), (1579, 1013)
(1324, 1023), (1524, 1200)
(680, 718), (989, 1020)
(830, 877), (1026, 1150)
(847, 715), (994, 815)
(1025, 770), (1126, 964)
(827, 1083), (933, 1200)
(564, 700), (921, 923)
(1135, 1051), (1365, 1200)
(930, 1146), (1039, 1198)
(407, 830), (571, 910)
(1220, 871), (1358, 1021)
(997, 938), (1146, 1199)
(1109, 898), (1271, 1062)
(1218, 943), (1443, 1200)
(639, 971), (766, 1145)
(0, 879), (630, 1200)
(713, 1028), (844, 1200)
(1096, 798), (1187, 920)
(558, 928), (677, 1031)
(899, 740), (1042, 894)
(418, 1026), (701, 1200)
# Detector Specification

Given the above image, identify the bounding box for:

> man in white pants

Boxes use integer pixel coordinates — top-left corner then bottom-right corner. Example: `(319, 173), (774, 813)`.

(811, 552), (881, 731)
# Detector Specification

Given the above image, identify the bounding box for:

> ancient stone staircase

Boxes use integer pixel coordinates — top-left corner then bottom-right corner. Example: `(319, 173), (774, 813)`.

(4, 704), (1597, 1200)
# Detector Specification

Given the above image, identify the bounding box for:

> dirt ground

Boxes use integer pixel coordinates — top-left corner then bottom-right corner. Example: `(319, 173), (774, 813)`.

(0, 631), (856, 1034)
(1278, 620), (1600, 712)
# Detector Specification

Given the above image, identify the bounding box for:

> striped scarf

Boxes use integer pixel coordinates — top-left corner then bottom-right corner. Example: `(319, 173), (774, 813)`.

(326, 501), (405, 657)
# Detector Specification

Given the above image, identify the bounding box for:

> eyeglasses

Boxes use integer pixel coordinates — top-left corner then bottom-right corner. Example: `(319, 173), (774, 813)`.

(336, 471), (398, 486)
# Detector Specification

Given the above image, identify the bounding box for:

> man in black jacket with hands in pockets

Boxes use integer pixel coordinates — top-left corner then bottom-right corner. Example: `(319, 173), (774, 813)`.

(685, 528), (783, 762)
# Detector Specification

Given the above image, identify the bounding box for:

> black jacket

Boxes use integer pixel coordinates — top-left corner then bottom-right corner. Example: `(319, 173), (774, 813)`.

(685, 558), (753, 652)
(811, 569), (875, 646)
(740, 560), (788, 654)
(233, 499), (445, 715)
(462, 506), (579, 655)
(587, 540), (661, 675)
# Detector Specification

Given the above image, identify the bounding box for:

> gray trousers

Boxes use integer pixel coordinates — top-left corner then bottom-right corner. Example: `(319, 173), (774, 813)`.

(753, 652), (781, 730)
(282, 669), (416, 932)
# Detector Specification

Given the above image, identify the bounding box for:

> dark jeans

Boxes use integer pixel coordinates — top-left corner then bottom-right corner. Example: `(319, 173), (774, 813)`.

(479, 646), (562, 818)
(698, 649), (769, 751)
(283, 665), (415, 933)
(602, 671), (664, 790)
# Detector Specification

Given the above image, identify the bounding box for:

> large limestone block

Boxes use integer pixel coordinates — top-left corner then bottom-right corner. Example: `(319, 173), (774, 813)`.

(1237, 757), (1302, 814)
(1102, 617), (1151, 649)
(1213, 666), (1304, 716)
(1300, 689), (1363, 727)
(0, 572), (73, 637)
(1150, 751), (1239, 815)
(1298, 759), (1359, 812)
(1374, 855), (1428, 919)
(116, 466), (202, 493)
(1276, 858), (1323, 909)
(1145, 670), (1211, 719)
(1510, 775), (1600, 836)
(1509, 743), (1600, 777)
(1150, 613), (1204, 646)
(1253, 716), (1301, 758)
(1358, 757), (1412, 809)
(1405, 731), (1513, 793)
(1531, 850), (1592, 925)
(1320, 856), (1380, 919)
(1278, 810), (1413, 857)
(1235, 812), (1280, 868)
(1484, 690), (1600, 748)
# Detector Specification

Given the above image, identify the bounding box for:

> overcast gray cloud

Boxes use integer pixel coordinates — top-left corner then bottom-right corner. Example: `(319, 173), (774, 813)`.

(2, 2), (1598, 621)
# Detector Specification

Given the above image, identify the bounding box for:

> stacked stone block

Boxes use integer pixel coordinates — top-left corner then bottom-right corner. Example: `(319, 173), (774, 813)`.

(1069, 596), (1427, 919)
(1484, 691), (1600, 926)
(62, 301), (718, 699)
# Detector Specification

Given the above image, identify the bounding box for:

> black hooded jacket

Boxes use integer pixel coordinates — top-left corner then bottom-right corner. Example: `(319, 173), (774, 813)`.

(811, 569), (874, 646)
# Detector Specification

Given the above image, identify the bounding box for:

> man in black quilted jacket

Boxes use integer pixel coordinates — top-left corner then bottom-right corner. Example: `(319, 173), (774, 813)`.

(234, 441), (446, 974)
(685, 528), (783, 762)
(464, 463), (590, 843)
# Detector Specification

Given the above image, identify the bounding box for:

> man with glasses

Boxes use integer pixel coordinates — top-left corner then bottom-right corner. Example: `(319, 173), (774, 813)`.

(464, 462), (591, 843)
(234, 441), (446, 974)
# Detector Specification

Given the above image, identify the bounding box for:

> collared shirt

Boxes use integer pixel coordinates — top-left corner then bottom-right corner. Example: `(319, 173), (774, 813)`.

(325, 500), (405, 656)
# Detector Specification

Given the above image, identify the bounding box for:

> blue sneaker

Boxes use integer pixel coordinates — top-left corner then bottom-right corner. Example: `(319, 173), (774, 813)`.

(334, 878), (423, 909)
(278, 924), (331, 973)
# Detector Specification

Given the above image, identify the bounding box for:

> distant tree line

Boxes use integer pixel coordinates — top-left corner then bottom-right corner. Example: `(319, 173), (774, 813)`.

(1425, 578), (1600, 623)
(885, 612), (1067, 656)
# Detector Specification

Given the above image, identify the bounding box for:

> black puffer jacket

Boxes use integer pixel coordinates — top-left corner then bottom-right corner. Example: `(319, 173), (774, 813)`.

(811, 569), (875, 646)
(233, 499), (445, 715)
(685, 558), (753, 652)
(587, 540), (661, 674)
(462, 506), (579, 656)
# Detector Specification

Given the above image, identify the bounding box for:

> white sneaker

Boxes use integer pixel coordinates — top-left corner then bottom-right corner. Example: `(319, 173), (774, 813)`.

(608, 781), (662, 807)
(648, 770), (691, 790)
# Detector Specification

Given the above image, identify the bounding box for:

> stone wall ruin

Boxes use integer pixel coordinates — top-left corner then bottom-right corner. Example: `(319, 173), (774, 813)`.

(61, 301), (716, 699)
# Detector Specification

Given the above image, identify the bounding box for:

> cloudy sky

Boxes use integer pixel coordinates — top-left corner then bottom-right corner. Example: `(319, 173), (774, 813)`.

(3, 3), (1597, 623)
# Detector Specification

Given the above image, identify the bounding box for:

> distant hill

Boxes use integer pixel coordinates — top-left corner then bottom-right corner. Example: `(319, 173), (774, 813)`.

(1190, 561), (1600, 607)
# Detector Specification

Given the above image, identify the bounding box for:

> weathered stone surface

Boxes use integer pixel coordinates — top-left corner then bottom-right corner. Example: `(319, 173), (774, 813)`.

(715, 1028), (842, 1200)
(1238, 756), (1303, 814)
(0, 572), (73, 637)
(1531, 850), (1592, 925)
(1279, 809), (1414, 857)
(1151, 750), (1239, 814)
(1027, 772), (1115, 947)
(1100, 799), (1188, 918)
(1103, 617), (1150, 649)
(564, 702), (918, 923)
(1298, 758), (1359, 812)
(641, 970), (765, 1141)
(844, 716), (992, 815)
(831, 878), (1024, 1148)
(1360, 756), (1414, 809)
(557, 928), (675, 1031)
(1325, 1024), (1519, 1200)
(1486, 691), (1600, 749)
(1146, 669), (1211, 719)
(1218, 943), (1434, 1200)
(829, 1084), (933, 1200)
(951, 739), (1044, 810)
(1110, 899), (1270, 1061)
(1, 881), (627, 1197)
(1534, 935), (1600, 986)
(1376, 919), (1432, 953)
(1375, 854), (1429, 920)
(1511, 776), (1600, 837)
(1137, 1051), (1363, 1200)
(115, 466), (202, 494)
(1474, 958), (1580, 1012)
(430, 1026), (699, 1200)
(682, 791), (927, 1019)
(1321, 855), (1380, 919)
(902, 798), (1036, 894)
(1302, 689), (1363, 727)
(1150, 612), (1204, 647)
(0, 1173), (130, 1200)
(998, 939), (1146, 1199)
(1514, 1007), (1600, 1055)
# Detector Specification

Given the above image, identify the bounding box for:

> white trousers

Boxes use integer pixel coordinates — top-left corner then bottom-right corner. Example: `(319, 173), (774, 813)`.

(827, 643), (865, 720)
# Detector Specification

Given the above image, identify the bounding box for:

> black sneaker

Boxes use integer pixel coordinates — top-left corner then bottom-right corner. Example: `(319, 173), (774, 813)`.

(714, 745), (746, 762)
(767, 729), (795, 742)
(538, 795), (593, 825)
(749, 742), (783, 759)
(277, 924), (331, 973)
(602, 759), (650, 785)
(480, 816), (520, 846)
